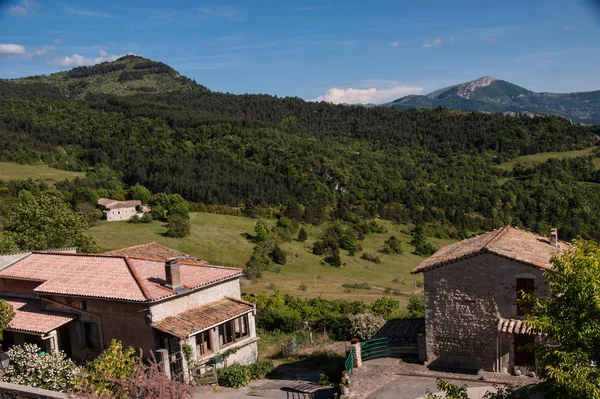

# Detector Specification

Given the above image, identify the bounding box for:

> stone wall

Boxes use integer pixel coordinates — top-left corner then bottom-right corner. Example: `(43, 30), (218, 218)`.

(423, 253), (549, 372)
(0, 382), (68, 399)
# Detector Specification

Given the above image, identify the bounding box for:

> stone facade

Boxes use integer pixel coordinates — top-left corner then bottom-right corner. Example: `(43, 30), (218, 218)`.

(423, 253), (549, 372)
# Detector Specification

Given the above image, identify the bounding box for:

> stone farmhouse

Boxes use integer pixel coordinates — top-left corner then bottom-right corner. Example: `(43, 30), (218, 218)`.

(97, 198), (148, 221)
(412, 226), (566, 374)
(0, 243), (258, 376)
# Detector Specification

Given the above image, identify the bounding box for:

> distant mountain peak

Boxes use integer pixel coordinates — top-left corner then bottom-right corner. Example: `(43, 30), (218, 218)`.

(458, 76), (496, 99)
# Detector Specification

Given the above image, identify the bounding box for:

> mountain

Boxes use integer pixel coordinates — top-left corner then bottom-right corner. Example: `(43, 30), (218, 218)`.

(1, 55), (207, 99)
(385, 76), (600, 124)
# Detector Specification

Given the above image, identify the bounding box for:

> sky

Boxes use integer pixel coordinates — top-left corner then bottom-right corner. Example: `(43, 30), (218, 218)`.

(1, 0), (600, 104)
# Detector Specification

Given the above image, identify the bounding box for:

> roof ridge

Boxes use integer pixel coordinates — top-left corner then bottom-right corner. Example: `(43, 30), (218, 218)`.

(126, 255), (169, 262)
(482, 226), (511, 250)
(124, 257), (151, 301)
(31, 251), (126, 259)
(225, 296), (256, 307)
(179, 261), (243, 271)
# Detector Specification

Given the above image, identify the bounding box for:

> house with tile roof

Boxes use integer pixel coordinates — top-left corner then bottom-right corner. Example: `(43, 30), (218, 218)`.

(0, 245), (258, 376)
(97, 198), (146, 221)
(411, 226), (567, 374)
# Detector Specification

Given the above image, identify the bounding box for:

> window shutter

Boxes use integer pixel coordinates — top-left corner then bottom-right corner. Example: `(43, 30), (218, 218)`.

(75, 322), (85, 349)
(91, 323), (100, 351)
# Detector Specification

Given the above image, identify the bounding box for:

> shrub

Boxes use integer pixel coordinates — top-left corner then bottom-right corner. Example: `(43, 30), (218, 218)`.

(313, 314), (351, 341)
(140, 212), (153, 223)
(317, 372), (331, 386)
(371, 297), (400, 320)
(255, 219), (270, 242)
(349, 313), (385, 340)
(165, 214), (191, 237)
(361, 253), (382, 264)
(85, 339), (140, 397)
(298, 283), (307, 291)
(406, 294), (425, 318)
(324, 248), (342, 267)
(341, 282), (371, 290)
(297, 227), (308, 242)
(248, 360), (274, 380)
(0, 299), (15, 340)
(413, 242), (438, 257)
(1, 343), (79, 392)
(269, 244), (287, 265)
(382, 236), (403, 254)
(217, 364), (249, 388)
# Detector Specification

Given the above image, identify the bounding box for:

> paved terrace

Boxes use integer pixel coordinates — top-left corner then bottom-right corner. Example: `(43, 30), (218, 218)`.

(349, 358), (540, 399)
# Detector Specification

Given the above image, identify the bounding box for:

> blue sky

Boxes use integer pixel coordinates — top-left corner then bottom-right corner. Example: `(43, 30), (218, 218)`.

(1, 0), (599, 103)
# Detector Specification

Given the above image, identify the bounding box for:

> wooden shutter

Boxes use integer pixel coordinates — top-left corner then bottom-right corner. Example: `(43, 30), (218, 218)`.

(75, 322), (85, 349)
(90, 323), (100, 351)
(517, 278), (535, 316)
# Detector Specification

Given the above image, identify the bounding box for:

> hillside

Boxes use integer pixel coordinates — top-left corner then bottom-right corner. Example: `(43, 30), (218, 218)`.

(1, 55), (207, 99)
(386, 76), (600, 124)
(90, 212), (452, 302)
(1, 56), (600, 241)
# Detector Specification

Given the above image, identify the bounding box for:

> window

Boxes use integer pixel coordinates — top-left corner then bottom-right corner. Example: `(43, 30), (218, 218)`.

(517, 278), (535, 316)
(218, 314), (250, 347)
(80, 300), (87, 311)
(76, 322), (100, 351)
(194, 330), (213, 357)
(514, 334), (535, 366)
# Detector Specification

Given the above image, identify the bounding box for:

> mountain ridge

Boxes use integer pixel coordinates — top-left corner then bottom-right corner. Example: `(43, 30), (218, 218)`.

(385, 76), (600, 124)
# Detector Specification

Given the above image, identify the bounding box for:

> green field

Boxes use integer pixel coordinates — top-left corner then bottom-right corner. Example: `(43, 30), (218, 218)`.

(498, 146), (600, 170)
(0, 162), (84, 185)
(90, 212), (454, 302)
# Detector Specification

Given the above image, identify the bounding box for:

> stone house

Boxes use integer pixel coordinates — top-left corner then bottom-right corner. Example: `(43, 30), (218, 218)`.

(411, 226), (566, 374)
(97, 198), (145, 221)
(0, 244), (258, 375)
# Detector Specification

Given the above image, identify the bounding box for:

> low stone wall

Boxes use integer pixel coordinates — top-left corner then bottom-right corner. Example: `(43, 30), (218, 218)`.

(0, 382), (69, 399)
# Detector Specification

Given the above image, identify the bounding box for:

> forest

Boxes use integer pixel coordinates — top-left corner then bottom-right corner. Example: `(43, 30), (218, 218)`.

(1, 57), (600, 240)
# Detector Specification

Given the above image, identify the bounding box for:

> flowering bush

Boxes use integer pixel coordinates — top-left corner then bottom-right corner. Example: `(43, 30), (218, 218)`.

(349, 313), (385, 340)
(1, 343), (79, 392)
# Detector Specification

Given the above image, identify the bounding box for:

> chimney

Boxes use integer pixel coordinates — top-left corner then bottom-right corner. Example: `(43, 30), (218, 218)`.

(550, 228), (559, 247)
(165, 258), (182, 290)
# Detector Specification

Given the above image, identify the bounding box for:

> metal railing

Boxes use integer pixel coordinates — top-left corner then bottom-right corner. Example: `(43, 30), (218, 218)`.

(360, 337), (390, 362)
(345, 346), (355, 376)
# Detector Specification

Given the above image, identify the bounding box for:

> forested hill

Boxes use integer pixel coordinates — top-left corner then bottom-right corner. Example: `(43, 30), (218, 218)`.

(1, 55), (206, 99)
(1, 56), (600, 240)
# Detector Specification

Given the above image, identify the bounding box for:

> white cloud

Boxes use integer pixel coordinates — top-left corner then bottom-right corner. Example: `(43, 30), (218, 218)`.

(0, 44), (26, 54)
(390, 41), (400, 47)
(9, 0), (39, 15)
(54, 38), (63, 45)
(50, 49), (123, 67)
(312, 84), (422, 105)
(564, 24), (574, 31)
(421, 38), (444, 48)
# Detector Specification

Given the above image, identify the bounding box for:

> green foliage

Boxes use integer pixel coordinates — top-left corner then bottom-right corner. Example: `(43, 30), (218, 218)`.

(74, 202), (102, 226)
(324, 248), (342, 267)
(426, 380), (529, 399)
(317, 372), (332, 387)
(269, 244), (286, 265)
(2, 188), (98, 253)
(526, 238), (600, 398)
(425, 379), (469, 399)
(297, 227), (308, 242)
(371, 297), (400, 320)
(71, 187), (98, 206)
(0, 299), (15, 340)
(254, 219), (270, 242)
(382, 235), (403, 254)
(165, 214), (191, 238)
(360, 252), (382, 264)
(342, 282), (371, 290)
(150, 193), (189, 221)
(405, 294), (425, 318)
(1, 343), (79, 392)
(85, 339), (140, 398)
(298, 283), (307, 291)
(411, 225), (438, 256)
(127, 183), (151, 204)
(217, 364), (250, 388)
(139, 212), (153, 223)
(247, 360), (274, 380)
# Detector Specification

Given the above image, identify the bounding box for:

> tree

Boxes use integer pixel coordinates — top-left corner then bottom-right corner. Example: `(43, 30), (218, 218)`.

(71, 187), (98, 206)
(324, 247), (342, 267)
(165, 214), (190, 238)
(269, 244), (286, 265)
(297, 227), (308, 242)
(128, 184), (151, 204)
(349, 313), (385, 340)
(74, 203), (102, 226)
(383, 236), (403, 254)
(371, 297), (400, 320)
(1, 343), (79, 392)
(2, 189), (98, 253)
(0, 299), (15, 340)
(85, 340), (140, 398)
(150, 193), (189, 221)
(526, 238), (600, 398)
(254, 219), (270, 242)
(406, 294), (425, 318)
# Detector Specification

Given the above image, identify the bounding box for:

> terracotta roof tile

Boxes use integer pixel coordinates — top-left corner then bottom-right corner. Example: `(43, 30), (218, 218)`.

(97, 198), (140, 209)
(104, 243), (206, 263)
(128, 259), (243, 300)
(2, 297), (75, 335)
(152, 297), (254, 338)
(498, 317), (532, 334)
(412, 226), (568, 274)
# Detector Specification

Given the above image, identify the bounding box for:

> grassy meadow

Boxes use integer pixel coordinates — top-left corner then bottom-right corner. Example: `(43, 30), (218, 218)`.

(90, 212), (454, 303)
(0, 162), (84, 185)
(498, 146), (600, 170)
